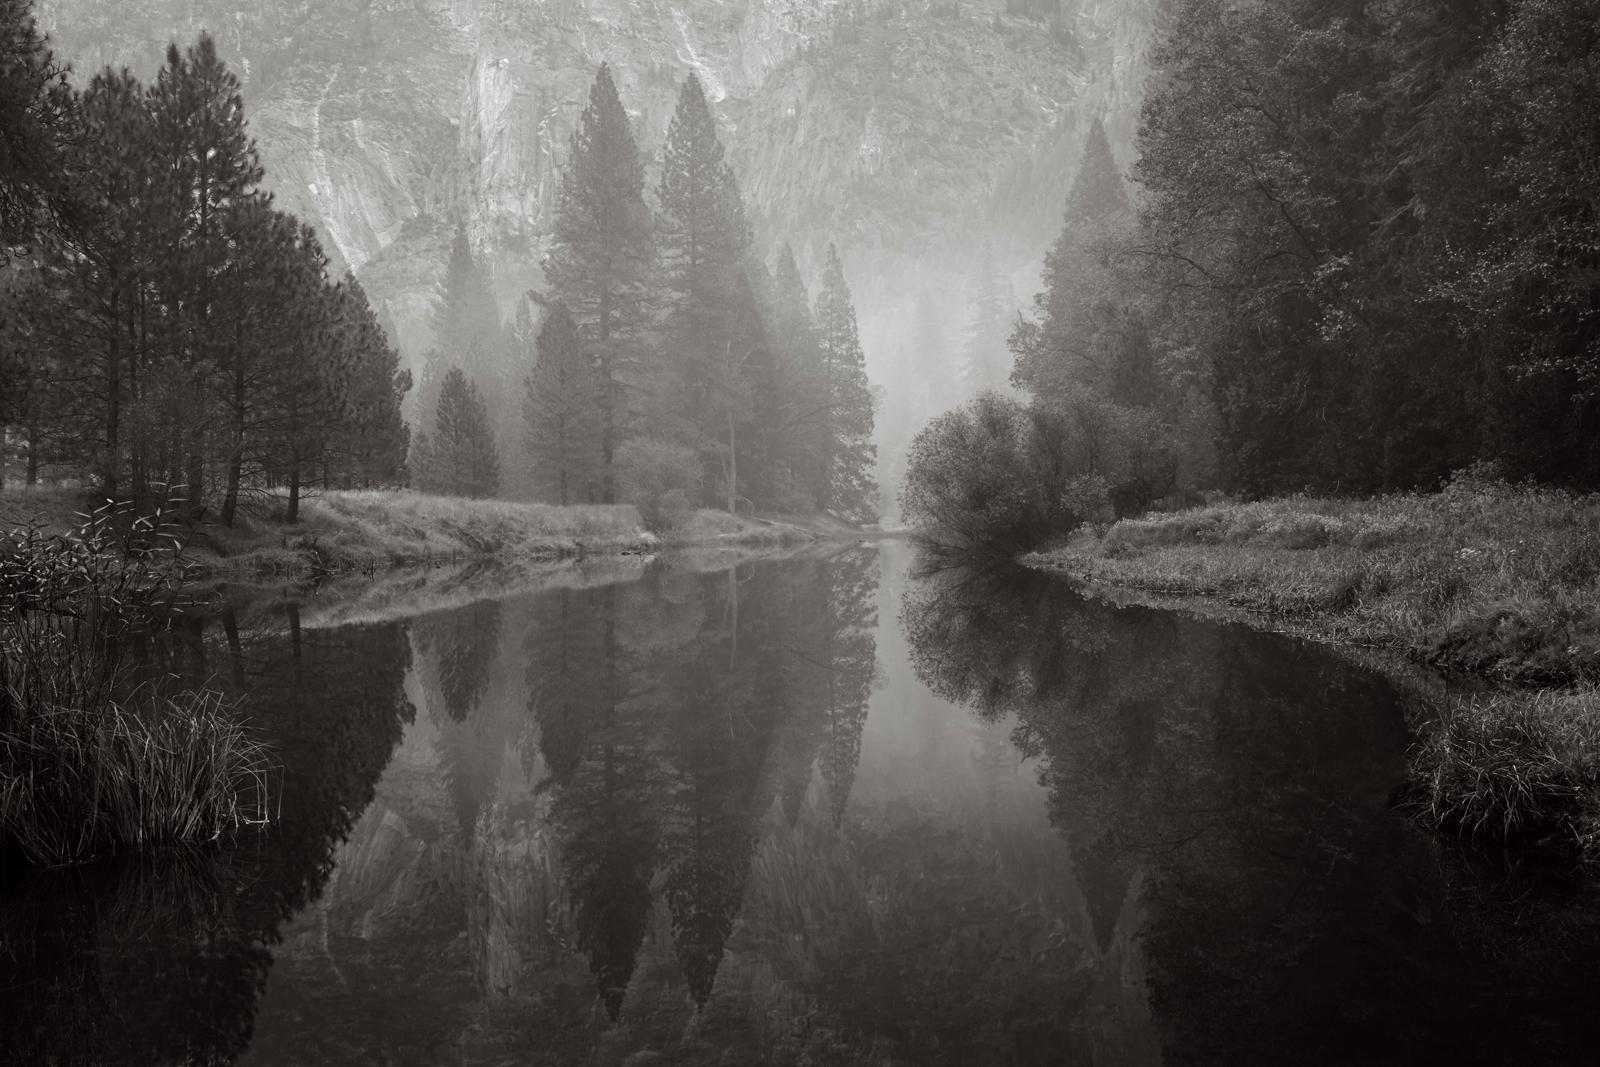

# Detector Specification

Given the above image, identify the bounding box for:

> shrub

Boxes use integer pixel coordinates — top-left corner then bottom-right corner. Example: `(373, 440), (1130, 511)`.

(617, 437), (702, 534)
(902, 393), (1179, 552)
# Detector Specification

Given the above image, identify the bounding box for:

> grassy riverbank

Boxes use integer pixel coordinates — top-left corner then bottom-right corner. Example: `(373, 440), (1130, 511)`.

(1026, 478), (1600, 864)
(0, 486), (830, 583)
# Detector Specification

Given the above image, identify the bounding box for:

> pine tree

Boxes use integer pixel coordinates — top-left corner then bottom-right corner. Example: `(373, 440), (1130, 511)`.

(430, 365), (500, 498)
(544, 63), (654, 502)
(813, 244), (877, 523)
(417, 222), (503, 437)
(655, 73), (764, 509)
(1011, 117), (1137, 405)
(962, 242), (1011, 397)
(148, 32), (267, 515)
(767, 244), (827, 506)
(0, 0), (76, 252)
(523, 301), (602, 505)
(328, 276), (410, 488)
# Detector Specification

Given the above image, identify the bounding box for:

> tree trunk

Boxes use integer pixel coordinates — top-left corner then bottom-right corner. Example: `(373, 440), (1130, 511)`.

(221, 362), (245, 526)
(726, 408), (737, 513)
(286, 463), (301, 525)
(599, 285), (614, 503)
(25, 420), (40, 486)
(104, 291), (122, 500)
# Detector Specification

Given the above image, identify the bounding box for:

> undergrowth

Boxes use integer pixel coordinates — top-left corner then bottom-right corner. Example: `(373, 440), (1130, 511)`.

(0, 502), (272, 869)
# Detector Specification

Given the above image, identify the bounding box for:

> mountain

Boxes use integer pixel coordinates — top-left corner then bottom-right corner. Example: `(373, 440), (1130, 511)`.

(37, 0), (1160, 492)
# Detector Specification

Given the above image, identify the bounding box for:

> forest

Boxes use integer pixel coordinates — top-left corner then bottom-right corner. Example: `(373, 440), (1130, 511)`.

(904, 0), (1600, 549)
(0, 3), (880, 528)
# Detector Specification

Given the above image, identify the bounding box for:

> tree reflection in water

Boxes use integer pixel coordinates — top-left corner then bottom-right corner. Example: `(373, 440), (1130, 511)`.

(7, 548), (1600, 1066)
(0, 608), (414, 1066)
(902, 556), (1600, 1065)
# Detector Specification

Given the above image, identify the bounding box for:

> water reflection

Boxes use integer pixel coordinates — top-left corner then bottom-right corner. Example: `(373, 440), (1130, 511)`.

(4, 546), (1600, 1064)
(0, 611), (413, 1065)
(903, 558), (1600, 1065)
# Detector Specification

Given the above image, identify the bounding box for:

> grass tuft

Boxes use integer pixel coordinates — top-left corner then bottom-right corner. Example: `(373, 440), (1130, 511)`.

(0, 693), (272, 869)
(1408, 689), (1600, 862)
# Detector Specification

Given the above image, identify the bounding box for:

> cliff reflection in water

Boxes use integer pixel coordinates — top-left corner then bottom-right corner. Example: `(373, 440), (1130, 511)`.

(6, 546), (1600, 1066)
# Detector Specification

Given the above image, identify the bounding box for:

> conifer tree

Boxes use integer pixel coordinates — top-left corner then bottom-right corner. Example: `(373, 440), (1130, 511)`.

(813, 244), (877, 523)
(962, 242), (1011, 397)
(148, 32), (267, 515)
(328, 276), (410, 488)
(656, 73), (765, 509)
(523, 301), (602, 505)
(430, 365), (500, 498)
(1011, 117), (1137, 405)
(418, 223), (503, 437)
(544, 63), (654, 502)
(0, 0), (76, 252)
(767, 244), (828, 504)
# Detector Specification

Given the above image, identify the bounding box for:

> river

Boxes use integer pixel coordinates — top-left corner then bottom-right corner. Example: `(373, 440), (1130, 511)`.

(3, 541), (1599, 1064)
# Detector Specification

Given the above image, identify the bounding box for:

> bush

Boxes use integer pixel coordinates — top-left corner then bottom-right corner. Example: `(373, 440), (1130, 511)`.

(901, 392), (1178, 552)
(617, 437), (702, 534)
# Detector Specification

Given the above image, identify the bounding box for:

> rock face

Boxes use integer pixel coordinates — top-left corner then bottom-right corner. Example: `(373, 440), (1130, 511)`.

(39, 0), (1159, 474)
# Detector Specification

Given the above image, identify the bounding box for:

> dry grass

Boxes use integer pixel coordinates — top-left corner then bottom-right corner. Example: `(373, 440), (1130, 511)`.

(664, 509), (817, 548)
(1037, 477), (1600, 684)
(3, 486), (825, 583)
(1030, 474), (1600, 863)
(175, 490), (655, 580)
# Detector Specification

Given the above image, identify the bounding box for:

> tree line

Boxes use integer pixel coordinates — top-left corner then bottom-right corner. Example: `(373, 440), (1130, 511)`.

(0, 8), (409, 523)
(413, 64), (879, 524)
(3, 1), (879, 525)
(907, 0), (1600, 548)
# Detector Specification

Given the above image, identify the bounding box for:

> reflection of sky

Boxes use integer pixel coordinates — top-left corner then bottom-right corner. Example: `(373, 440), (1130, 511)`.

(855, 541), (1054, 835)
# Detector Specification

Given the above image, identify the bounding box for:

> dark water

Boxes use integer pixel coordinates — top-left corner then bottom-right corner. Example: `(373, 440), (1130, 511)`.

(4, 542), (1600, 1065)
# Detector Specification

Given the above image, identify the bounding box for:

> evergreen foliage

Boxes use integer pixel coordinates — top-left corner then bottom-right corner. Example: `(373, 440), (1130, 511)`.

(543, 63), (654, 502)
(426, 365), (500, 499)
(813, 244), (878, 523)
(418, 223), (505, 441)
(0, 18), (407, 515)
(522, 301), (602, 505)
(961, 242), (1011, 398)
(654, 72), (769, 512)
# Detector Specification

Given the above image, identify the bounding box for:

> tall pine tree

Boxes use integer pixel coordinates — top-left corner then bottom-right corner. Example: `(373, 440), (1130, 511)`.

(428, 365), (500, 498)
(523, 301), (602, 505)
(1011, 117), (1137, 406)
(962, 242), (1011, 397)
(813, 244), (877, 523)
(543, 63), (653, 502)
(148, 32), (266, 514)
(417, 222), (503, 438)
(655, 72), (766, 511)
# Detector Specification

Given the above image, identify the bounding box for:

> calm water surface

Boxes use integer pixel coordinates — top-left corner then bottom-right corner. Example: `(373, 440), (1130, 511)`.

(4, 542), (1600, 1065)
